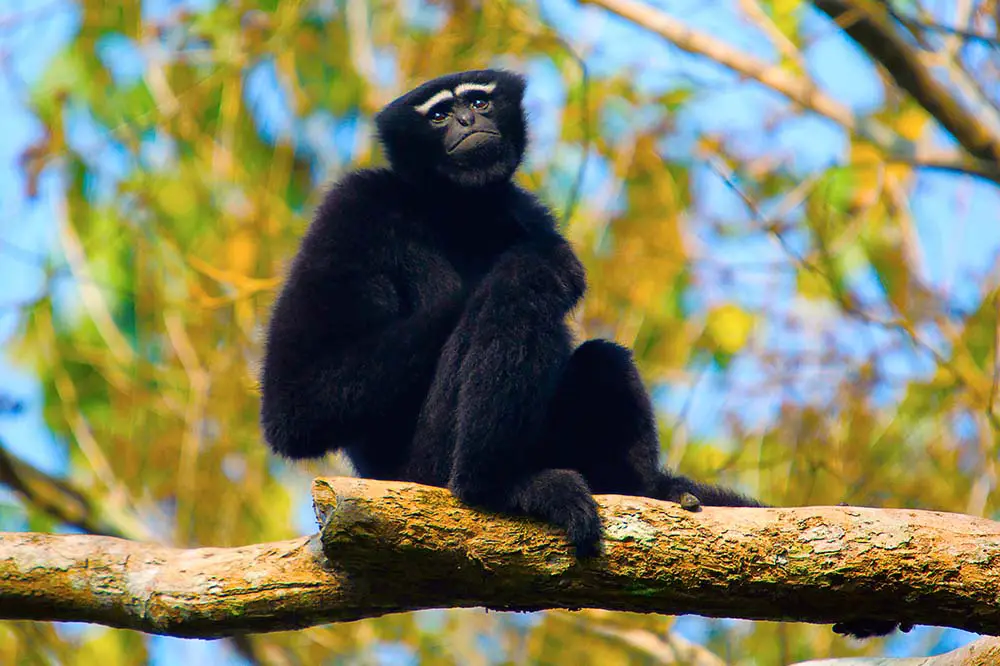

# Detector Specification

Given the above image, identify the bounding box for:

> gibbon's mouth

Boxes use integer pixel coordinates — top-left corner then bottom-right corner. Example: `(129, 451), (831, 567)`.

(447, 130), (501, 154)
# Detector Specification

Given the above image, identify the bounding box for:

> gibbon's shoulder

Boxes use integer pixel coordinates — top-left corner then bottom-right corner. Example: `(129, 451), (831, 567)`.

(316, 168), (404, 215)
(304, 168), (412, 246)
(507, 183), (560, 236)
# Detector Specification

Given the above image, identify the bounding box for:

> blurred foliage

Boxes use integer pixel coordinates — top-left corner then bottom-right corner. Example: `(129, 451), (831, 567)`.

(1, 0), (999, 663)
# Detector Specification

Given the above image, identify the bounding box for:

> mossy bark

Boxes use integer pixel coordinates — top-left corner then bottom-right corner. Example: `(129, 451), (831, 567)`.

(0, 477), (998, 639)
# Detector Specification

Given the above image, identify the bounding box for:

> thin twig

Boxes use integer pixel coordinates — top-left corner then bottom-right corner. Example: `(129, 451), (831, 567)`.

(708, 158), (1000, 432)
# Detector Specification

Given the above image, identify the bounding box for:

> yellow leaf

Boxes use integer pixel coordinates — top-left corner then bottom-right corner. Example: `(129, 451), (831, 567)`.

(797, 269), (832, 300)
(227, 228), (258, 275)
(706, 303), (755, 354)
(895, 106), (928, 141)
(157, 179), (196, 218)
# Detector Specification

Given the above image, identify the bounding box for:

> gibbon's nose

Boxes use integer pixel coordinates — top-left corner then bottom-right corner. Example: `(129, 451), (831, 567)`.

(454, 107), (476, 127)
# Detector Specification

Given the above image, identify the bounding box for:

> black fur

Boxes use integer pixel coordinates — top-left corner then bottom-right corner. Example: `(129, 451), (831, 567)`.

(260, 68), (760, 558)
(259, 69), (908, 639)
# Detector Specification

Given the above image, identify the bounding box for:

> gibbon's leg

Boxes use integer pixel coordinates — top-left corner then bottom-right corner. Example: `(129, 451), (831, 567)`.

(543, 339), (763, 509)
(543, 344), (918, 638)
(410, 285), (605, 556)
(405, 313), (471, 486)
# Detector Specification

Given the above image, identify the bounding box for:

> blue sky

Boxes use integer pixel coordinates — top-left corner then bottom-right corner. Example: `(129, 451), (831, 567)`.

(0, 0), (995, 660)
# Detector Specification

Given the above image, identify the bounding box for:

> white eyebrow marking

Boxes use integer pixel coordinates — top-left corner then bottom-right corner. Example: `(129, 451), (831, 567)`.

(454, 81), (497, 97)
(414, 90), (455, 115)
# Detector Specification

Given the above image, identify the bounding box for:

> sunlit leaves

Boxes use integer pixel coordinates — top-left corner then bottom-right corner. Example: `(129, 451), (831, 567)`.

(961, 293), (998, 371)
(4, 0), (999, 662)
(581, 134), (691, 373)
(865, 230), (914, 312)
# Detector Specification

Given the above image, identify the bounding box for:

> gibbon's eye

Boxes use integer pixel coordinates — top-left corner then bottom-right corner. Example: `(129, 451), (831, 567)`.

(469, 96), (490, 111)
(428, 107), (449, 123)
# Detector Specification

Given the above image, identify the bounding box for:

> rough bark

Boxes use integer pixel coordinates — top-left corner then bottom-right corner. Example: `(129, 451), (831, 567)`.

(0, 440), (263, 663)
(0, 477), (999, 639)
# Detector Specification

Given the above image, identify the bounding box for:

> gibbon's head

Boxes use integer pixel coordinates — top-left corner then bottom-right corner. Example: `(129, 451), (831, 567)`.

(375, 69), (528, 188)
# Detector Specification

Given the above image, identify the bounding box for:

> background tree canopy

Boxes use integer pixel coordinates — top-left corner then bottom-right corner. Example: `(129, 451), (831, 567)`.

(1, 0), (998, 663)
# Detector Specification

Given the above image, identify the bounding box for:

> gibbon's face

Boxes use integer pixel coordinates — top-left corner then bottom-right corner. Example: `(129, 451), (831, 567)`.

(375, 69), (528, 188)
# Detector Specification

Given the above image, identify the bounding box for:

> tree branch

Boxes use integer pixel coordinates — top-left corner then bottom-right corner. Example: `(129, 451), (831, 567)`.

(581, 0), (1000, 183)
(1, 478), (1000, 638)
(811, 0), (1000, 165)
(0, 439), (155, 542)
(0, 442), (111, 536)
(0, 441), (265, 663)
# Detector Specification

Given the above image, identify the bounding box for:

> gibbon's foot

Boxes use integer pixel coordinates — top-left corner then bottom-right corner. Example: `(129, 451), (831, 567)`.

(511, 469), (603, 558)
(833, 619), (914, 639)
(565, 504), (603, 559)
(678, 492), (702, 511)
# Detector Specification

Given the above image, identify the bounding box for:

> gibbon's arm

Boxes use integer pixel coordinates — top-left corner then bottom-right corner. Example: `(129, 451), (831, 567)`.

(445, 235), (586, 492)
(261, 173), (468, 459)
(261, 265), (466, 459)
(478, 234), (587, 311)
